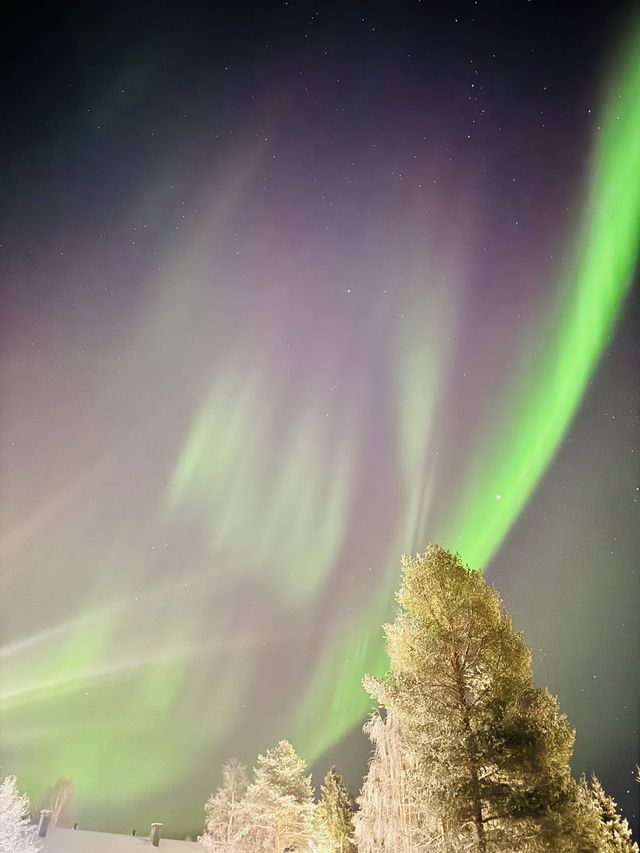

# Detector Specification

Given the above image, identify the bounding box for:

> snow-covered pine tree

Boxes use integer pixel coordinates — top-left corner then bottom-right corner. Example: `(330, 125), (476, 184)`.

(315, 767), (356, 852)
(0, 775), (41, 853)
(200, 759), (249, 853)
(587, 775), (638, 852)
(364, 545), (591, 852)
(243, 740), (316, 853)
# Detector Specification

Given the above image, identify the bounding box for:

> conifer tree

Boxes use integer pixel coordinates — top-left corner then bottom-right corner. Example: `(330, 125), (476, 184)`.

(364, 544), (585, 852)
(244, 739), (316, 853)
(587, 775), (638, 852)
(200, 759), (249, 853)
(316, 767), (356, 852)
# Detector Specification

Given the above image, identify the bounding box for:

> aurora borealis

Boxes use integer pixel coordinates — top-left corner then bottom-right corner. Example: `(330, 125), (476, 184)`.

(2, 0), (639, 840)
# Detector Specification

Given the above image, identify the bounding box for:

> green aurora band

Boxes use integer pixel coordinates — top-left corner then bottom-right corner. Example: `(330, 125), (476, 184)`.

(447, 30), (640, 570)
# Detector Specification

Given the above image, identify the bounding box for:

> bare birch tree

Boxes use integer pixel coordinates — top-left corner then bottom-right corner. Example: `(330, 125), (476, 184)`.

(200, 759), (249, 852)
(354, 710), (443, 852)
(41, 779), (74, 829)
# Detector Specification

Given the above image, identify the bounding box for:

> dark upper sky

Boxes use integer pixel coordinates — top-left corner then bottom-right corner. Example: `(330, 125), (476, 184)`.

(2, 0), (639, 839)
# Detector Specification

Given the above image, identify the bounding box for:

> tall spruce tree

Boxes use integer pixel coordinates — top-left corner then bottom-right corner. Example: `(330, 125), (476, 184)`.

(316, 767), (356, 853)
(364, 544), (591, 852)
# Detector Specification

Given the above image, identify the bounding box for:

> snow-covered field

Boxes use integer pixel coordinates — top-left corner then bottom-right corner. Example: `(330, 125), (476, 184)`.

(40, 827), (200, 851)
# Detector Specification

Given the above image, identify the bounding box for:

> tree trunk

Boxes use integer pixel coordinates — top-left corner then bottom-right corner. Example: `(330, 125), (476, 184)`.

(453, 655), (486, 853)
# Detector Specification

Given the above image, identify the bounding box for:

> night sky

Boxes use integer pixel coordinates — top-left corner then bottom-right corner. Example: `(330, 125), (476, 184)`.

(2, 0), (639, 840)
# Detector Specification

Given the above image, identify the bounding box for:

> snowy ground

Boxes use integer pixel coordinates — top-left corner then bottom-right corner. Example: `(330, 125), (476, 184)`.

(40, 827), (200, 851)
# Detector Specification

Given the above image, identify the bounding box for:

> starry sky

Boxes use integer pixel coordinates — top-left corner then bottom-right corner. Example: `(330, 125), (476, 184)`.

(2, 0), (639, 840)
